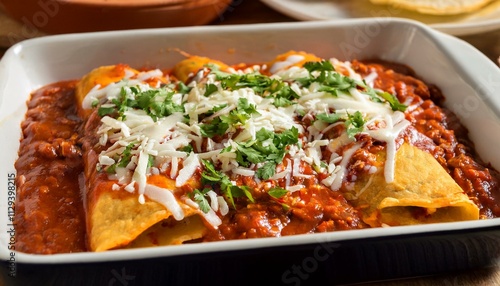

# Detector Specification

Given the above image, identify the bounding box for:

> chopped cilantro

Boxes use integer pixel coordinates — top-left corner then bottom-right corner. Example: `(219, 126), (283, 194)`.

(204, 83), (218, 97)
(96, 85), (184, 122)
(297, 60), (357, 96)
(220, 98), (259, 126)
(304, 60), (335, 74)
(203, 104), (228, 117)
(235, 141), (267, 166)
(98, 106), (115, 117)
(223, 127), (299, 179)
(200, 98), (259, 138)
(271, 85), (299, 107)
(177, 82), (192, 94)
(180, 145), (194, 154)
(199, 117), (229, 138)
(316, 113), (342, 124)
(268, 187), (288, 199)
(200, 160), (254, 209)
(256, 162), (277, 180)
(298, 60), (407, 114)
(214, 71), (272, 93)
(118, 143), (135, 167)
(211, 70), (298, 108)
(147, 154), (155, 168)
(236, 98), (259, 115)
(134, 88), (184, 121)
(104, 142), (136, 173)
(190, 188), (211, 213)
(361, 83), (407, 112)
(345, 111), (366, 138)
(377, 91), (407, 112)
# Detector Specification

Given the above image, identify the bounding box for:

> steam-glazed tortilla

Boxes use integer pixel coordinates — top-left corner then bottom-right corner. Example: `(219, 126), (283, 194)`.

(14, 49), (499, 254)
(369, 0), (496, 15)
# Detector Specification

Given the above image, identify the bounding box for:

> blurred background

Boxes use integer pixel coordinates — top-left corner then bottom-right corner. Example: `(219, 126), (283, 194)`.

(0, 0), (499, 65)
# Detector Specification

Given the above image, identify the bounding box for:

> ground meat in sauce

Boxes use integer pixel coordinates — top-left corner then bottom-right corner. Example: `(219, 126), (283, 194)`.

(13, 60), (500, 254)
(204, 177), (366, 241)
(14, 81), (87, 254)
(352, 60), (500, 218)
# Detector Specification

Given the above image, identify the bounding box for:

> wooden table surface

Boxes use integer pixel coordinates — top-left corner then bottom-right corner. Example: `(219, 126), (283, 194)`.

(1, 1), (500, 286)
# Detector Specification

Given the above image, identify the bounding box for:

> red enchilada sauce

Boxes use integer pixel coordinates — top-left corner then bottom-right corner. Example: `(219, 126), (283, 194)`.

(14, 81), (87, 253)
(14, 61), (500, 254)
(353, 61), (500, 218)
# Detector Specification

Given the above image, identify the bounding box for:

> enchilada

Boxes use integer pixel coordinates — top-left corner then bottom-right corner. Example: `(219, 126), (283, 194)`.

(14, 50), (499, 253)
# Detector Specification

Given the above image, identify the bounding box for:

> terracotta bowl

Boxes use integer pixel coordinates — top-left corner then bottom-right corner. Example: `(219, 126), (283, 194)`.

(0, 0), (233, 34)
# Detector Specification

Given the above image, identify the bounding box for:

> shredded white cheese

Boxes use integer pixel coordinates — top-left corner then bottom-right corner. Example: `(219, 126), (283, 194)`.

(82, 54), (411, 229)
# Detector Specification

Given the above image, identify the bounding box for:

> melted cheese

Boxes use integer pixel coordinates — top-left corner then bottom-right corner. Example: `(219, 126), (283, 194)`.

(82, 54), (411, 229)
(144, 184), (184, 221)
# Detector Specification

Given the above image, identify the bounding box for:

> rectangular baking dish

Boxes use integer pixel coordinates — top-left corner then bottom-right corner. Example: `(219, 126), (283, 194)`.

(1, 18), (500, 285)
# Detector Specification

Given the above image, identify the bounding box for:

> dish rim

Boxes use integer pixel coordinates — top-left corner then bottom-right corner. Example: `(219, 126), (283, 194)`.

(1, 18), (500, 264)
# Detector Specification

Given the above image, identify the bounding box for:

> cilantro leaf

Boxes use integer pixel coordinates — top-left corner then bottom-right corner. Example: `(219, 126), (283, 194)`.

(229, 185), (255, 203)
(256, 162), (277, 180)
(235, 142), (266, 166)
(177, 82), (192, 94)
(298, 60), (357, 97)
(204, 83), (218, 97)
(345, 111), (366, 138)
(134, 88), (184, 121)
(268, 187), (288, 199)
(272, 85), (299, 107)
(104, 142), (137, 173)
(98, 106), (115, 117)
(210, 70), (299, 107)
(200, 98), (259, 138)
(199, 117), (229, 138)
(99, 85), (185, 122)
(180, 145), (194, 154)
(190, 188), (211, 213)
(361, 83), (407, 112)
(199, 159), (255, 209)
(229, 127), (299, 179)
(306, 60), (335, 72)
(236, 98), (259, 115)
(221, 98), (259, 126)
(316, 113), (342, 124)
(377, 91), (407, 112)
(147, 154), (155, 168)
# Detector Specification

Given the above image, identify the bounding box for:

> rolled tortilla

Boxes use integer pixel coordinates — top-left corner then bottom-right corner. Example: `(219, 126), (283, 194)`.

(75, 64), (136, 119)
(86, 172), (205, 251)
(76, 65), (207, 252)
(173, 55), (229, 83)
(348, 143), (480, 227)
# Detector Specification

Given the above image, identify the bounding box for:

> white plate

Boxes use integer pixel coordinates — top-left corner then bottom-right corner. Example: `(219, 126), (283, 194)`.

(261, 0), (500, 36)
(1, 18), (500, 264)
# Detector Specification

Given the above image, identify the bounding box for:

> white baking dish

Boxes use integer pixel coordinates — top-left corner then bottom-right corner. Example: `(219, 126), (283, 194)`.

(1, 18), (500, 268)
